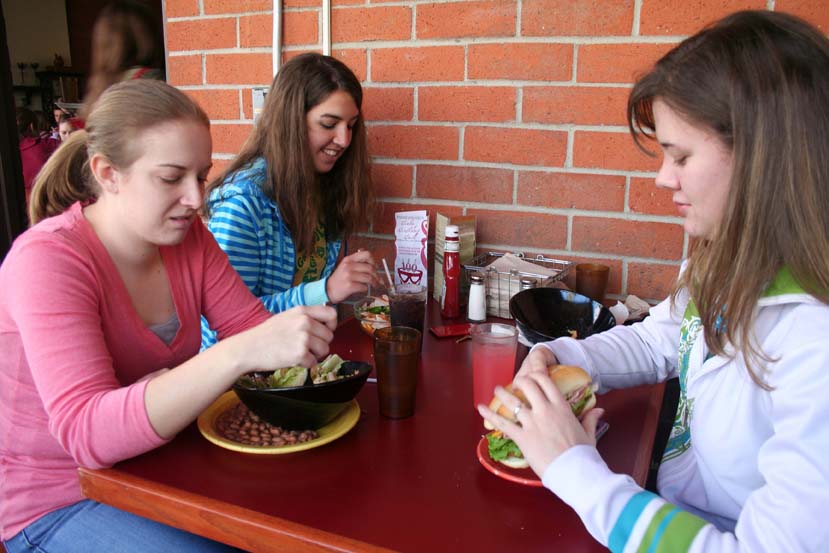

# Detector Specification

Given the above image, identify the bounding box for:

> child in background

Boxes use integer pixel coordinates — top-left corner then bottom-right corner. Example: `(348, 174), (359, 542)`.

(52, 99), (67, 131)
(51, 100), (80, 139)
(58, 114), (78, 141)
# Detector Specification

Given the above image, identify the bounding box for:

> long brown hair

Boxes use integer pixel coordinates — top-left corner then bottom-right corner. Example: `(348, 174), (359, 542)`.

(30, 79), (209, 224)
(16, 107), (38, 138)
(80, 0), (163, 118)
(203, 53), (373, 254)
(628, 10), (829, 388)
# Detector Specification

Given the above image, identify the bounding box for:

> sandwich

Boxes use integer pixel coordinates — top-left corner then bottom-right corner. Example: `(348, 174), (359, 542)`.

(484, 365), (596, 469)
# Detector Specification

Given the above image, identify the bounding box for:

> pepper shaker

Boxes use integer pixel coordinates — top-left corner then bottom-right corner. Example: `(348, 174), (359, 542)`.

(519, 276), (538, 291)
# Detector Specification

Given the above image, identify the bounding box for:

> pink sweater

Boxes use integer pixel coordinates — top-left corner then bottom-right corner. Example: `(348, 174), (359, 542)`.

(19, 135), (59, 202)
(0, 202), (270, 539)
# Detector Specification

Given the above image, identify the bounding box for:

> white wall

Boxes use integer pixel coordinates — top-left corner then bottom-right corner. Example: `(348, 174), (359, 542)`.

(3, 0), (71, 86)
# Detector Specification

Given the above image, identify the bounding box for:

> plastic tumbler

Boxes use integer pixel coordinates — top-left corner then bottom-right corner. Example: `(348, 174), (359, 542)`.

(373, 326), (422, 419)
(389, 284), (427, 337)
(576, 263), (610, 303)
(471, 323), (518, 410)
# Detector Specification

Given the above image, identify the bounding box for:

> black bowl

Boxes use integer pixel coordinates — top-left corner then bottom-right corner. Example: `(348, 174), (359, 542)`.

(232, 361), (371, 430)
(509, 288), (616, 344)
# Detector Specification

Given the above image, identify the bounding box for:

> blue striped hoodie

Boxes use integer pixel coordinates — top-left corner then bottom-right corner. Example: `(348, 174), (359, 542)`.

(200, 158), (341, 349)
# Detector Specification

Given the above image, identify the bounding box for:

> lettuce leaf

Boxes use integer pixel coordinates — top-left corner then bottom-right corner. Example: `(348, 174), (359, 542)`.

(570, 388), (594, 416)
(267, 366), (309, 388)
(311, 354), (345, 384)
(486, 432), (524, 462)
(238, 354), (348, 389)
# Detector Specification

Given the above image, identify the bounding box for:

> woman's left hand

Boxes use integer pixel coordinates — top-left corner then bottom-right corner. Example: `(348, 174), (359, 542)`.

(478, 372), (605, 478)
(326, 250), (381, 303)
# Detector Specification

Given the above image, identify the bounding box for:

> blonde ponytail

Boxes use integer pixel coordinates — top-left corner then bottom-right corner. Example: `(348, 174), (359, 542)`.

(28, 131), (95, 225)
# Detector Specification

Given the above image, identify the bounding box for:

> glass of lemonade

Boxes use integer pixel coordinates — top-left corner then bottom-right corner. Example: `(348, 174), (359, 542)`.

(471, 323), (518, 410)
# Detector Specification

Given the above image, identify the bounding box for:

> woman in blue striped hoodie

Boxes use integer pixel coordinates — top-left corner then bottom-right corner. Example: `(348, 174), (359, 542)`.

(481, 10), (829, 553)
(201, 53), (378, 349)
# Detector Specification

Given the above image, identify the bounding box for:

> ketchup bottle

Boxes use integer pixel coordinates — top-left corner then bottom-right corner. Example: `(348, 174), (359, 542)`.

(440, 225), (461, 318)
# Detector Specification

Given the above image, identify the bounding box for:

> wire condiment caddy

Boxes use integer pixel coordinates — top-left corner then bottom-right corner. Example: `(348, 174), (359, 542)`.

(463, 252), (573, 319)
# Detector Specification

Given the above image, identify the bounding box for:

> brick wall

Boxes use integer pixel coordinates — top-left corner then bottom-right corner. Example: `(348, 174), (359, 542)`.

(164, 0), (829, 303)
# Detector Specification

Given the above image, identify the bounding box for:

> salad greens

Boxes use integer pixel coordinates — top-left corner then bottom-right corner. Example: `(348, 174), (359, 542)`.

(486, 431), (524, 462)
(236, 354), (349, 389)
(310, 354), (345, 383)
(268, 366), (309, 388)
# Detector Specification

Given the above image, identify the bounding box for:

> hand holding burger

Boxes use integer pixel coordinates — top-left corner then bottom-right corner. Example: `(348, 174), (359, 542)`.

(478, 365), (605, 478)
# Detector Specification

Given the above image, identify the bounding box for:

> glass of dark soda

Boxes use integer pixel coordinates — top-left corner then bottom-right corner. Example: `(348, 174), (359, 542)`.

(389, 284), (427, 336)
(373, 326), (421, 418)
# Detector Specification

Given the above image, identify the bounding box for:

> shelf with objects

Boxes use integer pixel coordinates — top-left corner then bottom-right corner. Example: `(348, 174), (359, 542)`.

(12, 85), (41, 107)
(36, 69), (86, 116)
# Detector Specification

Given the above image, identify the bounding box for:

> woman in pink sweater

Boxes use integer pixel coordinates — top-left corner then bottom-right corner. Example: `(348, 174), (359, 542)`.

(0, 80), (337, 552)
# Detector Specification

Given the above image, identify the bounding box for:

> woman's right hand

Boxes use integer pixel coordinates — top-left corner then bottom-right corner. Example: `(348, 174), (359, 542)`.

(233, 305), (338, 373)
(326, 250), (380, 303)
(515, 345), (559, 379)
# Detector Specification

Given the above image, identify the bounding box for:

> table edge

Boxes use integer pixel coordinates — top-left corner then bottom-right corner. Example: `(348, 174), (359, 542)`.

(78, 467), (396, 553)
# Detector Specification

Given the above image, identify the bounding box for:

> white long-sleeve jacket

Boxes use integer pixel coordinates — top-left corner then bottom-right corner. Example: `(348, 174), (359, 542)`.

(538, 269), (829, 552)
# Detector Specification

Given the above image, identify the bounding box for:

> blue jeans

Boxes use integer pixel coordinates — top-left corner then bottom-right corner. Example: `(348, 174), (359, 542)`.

(2, 500), (243, 553)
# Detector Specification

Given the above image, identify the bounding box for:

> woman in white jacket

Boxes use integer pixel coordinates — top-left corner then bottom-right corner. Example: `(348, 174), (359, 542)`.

(480, 10), (829, 553)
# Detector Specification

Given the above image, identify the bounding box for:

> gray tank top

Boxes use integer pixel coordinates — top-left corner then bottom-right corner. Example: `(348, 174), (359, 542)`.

(147, 312), (180, 346)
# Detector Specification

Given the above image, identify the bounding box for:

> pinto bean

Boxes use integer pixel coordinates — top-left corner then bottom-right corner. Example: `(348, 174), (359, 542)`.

(215, 403), (318, 447)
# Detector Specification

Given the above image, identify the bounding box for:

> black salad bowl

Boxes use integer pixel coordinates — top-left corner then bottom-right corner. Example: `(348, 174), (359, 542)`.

(509, 288), (616, 345)
(232, 361), (372, 430)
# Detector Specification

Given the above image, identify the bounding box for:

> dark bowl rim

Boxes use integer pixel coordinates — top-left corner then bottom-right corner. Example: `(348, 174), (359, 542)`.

(232, 361), (372, 394)
(509, 288), (606, 315)
(508, 287), (616, 342)
(509, 286), (598, 305)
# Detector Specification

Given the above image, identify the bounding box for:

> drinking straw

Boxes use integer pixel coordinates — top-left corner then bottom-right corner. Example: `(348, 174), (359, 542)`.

(382, 258), (396, 293)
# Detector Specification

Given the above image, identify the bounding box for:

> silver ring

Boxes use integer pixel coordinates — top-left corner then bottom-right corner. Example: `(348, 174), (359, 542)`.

(513, 403), (523, 418)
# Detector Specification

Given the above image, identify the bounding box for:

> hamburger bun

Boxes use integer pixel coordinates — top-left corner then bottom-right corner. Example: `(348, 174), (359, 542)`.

(499, 456), (530, 469)
(483, 365), (595, 430)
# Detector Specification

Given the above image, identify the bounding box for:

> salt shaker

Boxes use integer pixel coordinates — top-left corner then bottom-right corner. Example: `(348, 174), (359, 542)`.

(467, 272), (486, 323)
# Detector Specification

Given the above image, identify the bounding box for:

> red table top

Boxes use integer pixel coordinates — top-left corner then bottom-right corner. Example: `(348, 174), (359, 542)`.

(79, 302), (664, 553)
